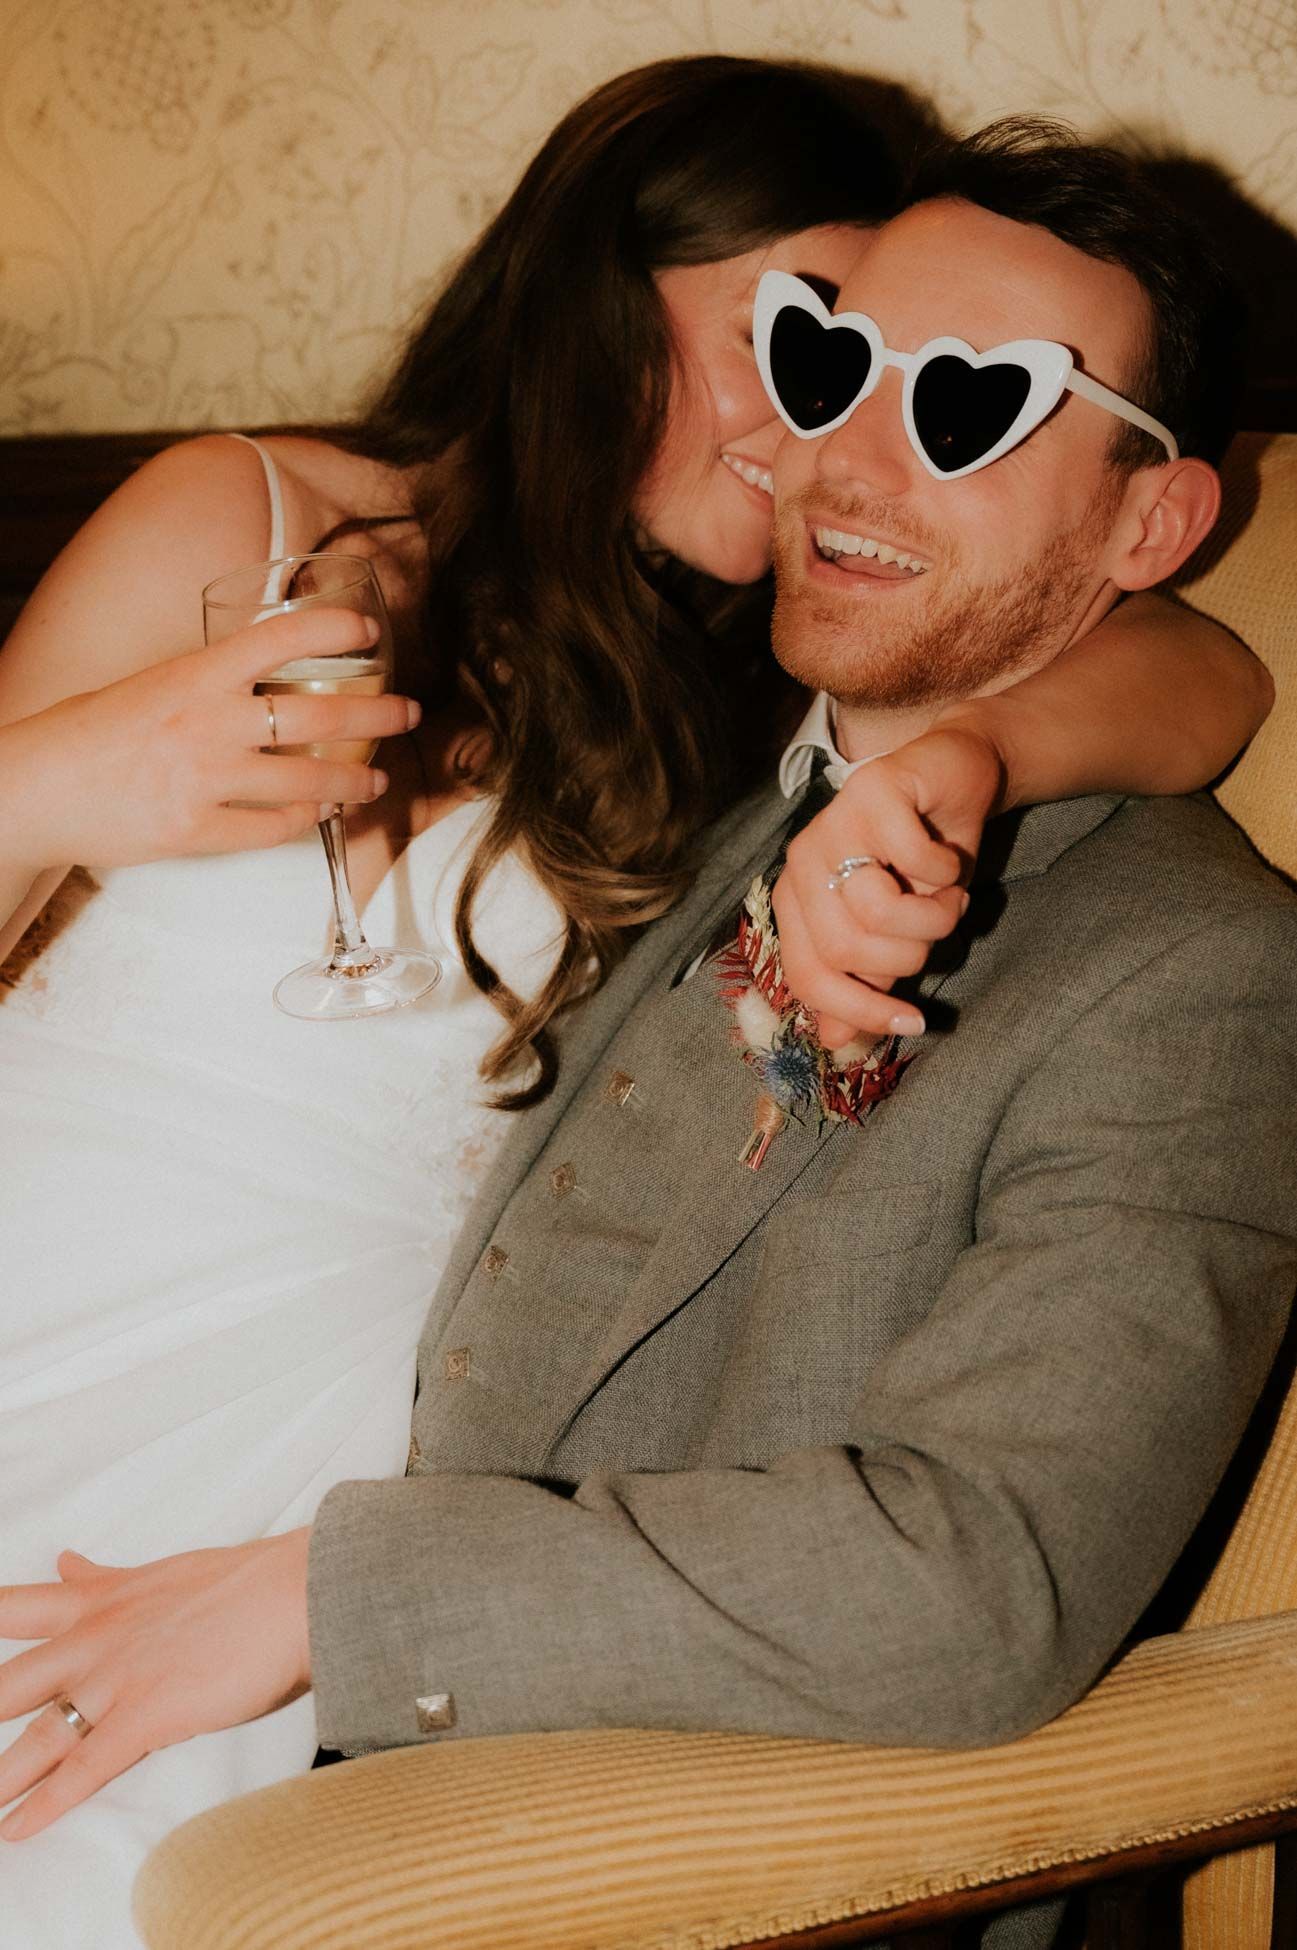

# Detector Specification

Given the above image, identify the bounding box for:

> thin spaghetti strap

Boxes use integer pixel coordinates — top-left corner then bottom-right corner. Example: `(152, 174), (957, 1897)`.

(227, 433), (287, 561)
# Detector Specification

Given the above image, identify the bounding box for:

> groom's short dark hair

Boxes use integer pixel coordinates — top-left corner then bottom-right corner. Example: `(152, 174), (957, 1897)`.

(907, 117), (1241, 469)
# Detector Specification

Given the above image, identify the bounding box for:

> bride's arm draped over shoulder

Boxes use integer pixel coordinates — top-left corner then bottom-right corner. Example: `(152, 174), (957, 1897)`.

(774, 592), (1272, 1047)
(936, 591), (1273, 809)
(0, 438), (412, 964)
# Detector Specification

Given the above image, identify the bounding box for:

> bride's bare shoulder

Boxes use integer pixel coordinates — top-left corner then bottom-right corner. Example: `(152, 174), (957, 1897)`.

(80, 431), (407, 564)
(245, 434), (414, 539)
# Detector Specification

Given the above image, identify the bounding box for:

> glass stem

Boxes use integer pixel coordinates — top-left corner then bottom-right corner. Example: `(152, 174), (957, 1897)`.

(318, 807), (379, 976)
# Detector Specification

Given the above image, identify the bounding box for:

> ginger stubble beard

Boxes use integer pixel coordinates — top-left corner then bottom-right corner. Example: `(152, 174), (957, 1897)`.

(769, 477), (1122, 713)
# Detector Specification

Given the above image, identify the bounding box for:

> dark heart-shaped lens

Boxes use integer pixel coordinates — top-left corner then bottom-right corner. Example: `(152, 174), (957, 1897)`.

(769, 306), (873, 432)
(911, 355), (1032, 473)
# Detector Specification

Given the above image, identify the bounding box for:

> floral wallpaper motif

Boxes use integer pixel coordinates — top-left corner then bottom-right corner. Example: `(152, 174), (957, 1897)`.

(1, 0), (1294, 433)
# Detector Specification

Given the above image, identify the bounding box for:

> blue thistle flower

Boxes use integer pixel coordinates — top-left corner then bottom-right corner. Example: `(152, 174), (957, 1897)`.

(756, 1039), (819, 1111)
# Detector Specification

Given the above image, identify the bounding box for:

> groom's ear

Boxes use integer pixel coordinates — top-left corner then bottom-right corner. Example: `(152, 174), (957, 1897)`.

(1105, 456), (1221, 592)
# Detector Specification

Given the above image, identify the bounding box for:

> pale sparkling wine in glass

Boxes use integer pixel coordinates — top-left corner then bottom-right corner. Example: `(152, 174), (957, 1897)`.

(201, 553), (440, 1020)
(258, 655), (388, 765)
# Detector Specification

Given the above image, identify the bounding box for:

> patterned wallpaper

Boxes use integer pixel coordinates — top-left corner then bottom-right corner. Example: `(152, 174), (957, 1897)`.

(1, 0), (1294, 434)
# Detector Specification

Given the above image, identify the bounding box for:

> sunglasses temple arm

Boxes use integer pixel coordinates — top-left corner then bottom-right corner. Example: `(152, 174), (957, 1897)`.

(1066, 369), (1179, 462)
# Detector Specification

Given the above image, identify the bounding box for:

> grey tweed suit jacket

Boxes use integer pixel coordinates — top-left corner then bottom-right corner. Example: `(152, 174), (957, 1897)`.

(309, 778), (1297, 1762)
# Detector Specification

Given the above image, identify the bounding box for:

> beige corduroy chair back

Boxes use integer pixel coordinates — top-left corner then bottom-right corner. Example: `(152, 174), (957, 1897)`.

(1172, 429), (1297, 1948)
(1187, 432), (1297, 881)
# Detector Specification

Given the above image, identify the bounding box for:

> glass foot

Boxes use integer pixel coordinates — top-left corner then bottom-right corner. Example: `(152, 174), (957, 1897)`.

(273, 948), (442, 1020)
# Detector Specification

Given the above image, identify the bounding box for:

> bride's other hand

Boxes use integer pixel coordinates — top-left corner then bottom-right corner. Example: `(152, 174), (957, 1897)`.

(0, 1533), (313, 1841)
(772, 725), (1002, 1050)
(4, 606), (417, 878)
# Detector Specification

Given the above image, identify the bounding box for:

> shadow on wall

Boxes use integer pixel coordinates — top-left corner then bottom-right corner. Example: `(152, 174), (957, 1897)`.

(1143, 152), (1297, 434)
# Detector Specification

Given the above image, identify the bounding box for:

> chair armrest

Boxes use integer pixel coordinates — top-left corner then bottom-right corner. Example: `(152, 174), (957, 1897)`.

(133, 1610), (1297, 1950)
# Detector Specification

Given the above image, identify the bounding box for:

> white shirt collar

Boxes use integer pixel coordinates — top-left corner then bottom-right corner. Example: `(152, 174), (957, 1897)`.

(778, 691), (884, 797)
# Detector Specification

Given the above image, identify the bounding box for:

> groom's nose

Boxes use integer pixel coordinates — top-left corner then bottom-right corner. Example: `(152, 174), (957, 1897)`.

(813, 375), (913, 500)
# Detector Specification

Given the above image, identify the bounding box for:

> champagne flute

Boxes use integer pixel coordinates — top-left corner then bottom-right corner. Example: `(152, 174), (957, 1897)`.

(202, 553), (441, 1019)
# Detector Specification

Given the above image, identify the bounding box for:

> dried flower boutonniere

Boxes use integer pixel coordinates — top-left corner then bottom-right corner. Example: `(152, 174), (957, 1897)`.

(715, 871), (912, 1170)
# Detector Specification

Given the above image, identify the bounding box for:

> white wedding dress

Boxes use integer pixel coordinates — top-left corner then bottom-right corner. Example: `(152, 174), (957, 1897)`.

(0, 446), (563, 1945)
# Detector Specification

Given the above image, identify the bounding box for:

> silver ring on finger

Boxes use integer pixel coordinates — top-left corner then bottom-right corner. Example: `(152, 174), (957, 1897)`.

(263, 695), (279, 750)
(826, 854), (876, 894)
(52, 1695), (93, 1739)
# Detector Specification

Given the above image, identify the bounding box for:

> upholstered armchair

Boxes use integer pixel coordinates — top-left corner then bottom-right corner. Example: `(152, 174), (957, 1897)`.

(134, 432), (1297, 1950)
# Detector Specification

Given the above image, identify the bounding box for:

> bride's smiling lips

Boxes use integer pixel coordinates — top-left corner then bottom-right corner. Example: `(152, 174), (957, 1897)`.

(720, 450), (775, 507)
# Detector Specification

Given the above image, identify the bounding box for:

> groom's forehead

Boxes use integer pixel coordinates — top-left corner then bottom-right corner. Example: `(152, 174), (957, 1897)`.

(840, 197), (1146, 382)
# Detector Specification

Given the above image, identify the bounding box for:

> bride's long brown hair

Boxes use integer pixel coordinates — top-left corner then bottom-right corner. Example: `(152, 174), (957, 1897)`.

(351, 56), (916, 1106)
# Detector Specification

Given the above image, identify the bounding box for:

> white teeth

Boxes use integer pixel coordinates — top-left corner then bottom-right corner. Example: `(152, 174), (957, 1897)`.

(812, 525), (931, 573)
(721, 453), (773, 495)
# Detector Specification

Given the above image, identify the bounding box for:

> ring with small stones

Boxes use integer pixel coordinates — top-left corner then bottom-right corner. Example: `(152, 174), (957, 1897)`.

(826, 854), (876, 893)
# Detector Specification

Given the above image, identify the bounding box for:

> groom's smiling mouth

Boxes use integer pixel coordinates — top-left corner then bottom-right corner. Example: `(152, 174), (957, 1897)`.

(812, 523), (932, 577)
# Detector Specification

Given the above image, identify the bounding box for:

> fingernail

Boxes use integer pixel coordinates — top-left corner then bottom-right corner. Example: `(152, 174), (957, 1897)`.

(889, 1010), (925, 1037)
(405, 698), (422, 729)
(362, 617), (380, 643)
(959, 890), (971, 916)
(369, 769), (389, 798)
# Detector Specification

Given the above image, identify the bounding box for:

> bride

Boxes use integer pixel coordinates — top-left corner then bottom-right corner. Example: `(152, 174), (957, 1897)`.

(0, 55), (1269, 1947)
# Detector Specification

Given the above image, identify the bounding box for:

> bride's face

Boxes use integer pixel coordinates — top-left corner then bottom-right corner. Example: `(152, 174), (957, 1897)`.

(633, 223), (870, 586)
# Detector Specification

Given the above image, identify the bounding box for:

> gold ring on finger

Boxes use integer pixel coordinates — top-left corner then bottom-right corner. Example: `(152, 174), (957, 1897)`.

(52, 1695), (93, 1739)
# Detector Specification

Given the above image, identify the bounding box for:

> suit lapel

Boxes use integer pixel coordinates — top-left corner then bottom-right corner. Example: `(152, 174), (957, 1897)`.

(556, 1088), (846, 1446)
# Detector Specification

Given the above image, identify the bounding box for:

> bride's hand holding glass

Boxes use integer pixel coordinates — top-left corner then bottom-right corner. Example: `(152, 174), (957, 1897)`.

(202, 553), (441, 1020)
(2, 605), (414, 879)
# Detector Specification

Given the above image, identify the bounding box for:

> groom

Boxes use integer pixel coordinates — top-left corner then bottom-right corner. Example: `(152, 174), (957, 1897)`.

(307, 124), (1297, 1753)
(1, 121), (1295, 1841)
(303, 131), (1297, 1757)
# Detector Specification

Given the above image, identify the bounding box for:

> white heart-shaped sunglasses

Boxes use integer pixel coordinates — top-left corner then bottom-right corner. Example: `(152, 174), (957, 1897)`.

(752, 269), (1178, 480)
